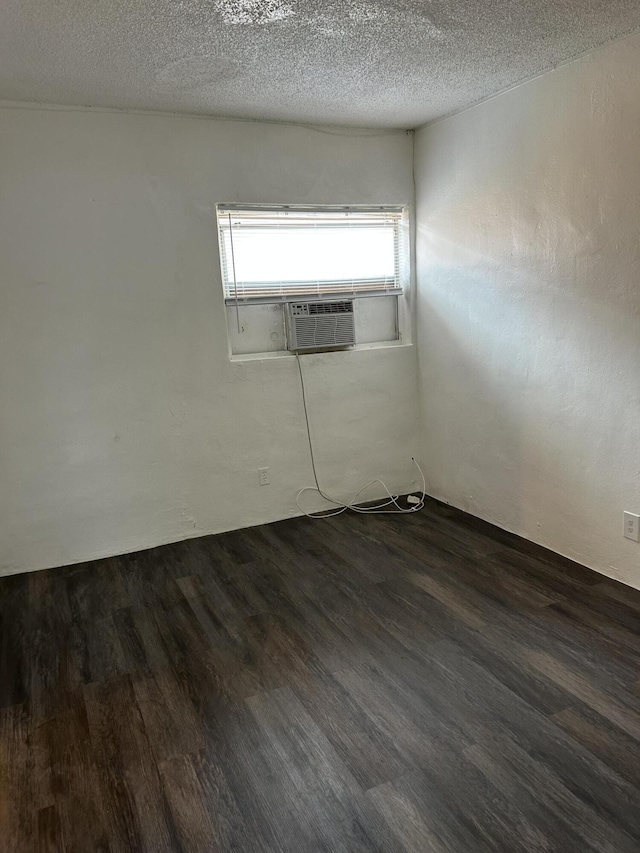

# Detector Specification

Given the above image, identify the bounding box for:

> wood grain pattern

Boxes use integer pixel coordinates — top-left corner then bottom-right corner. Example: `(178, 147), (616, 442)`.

(0, 496), (639, 851)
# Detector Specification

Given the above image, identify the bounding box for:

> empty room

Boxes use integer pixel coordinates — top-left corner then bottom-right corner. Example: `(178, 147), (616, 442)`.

(1, 1), (640, 851)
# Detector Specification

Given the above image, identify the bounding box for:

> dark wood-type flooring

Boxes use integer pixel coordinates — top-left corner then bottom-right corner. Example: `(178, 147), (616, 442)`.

(1, 498), (640, 852)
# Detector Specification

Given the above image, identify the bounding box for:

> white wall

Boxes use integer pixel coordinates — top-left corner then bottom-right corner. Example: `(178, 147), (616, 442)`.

(415, 33), (640, 589)
(0, 106), (417, 576)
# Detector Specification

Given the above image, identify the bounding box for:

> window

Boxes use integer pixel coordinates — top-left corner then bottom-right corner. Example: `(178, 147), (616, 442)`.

(217, 205), (405, 305)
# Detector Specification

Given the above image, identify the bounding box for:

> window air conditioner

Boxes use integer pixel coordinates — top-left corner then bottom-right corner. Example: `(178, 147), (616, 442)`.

(285, 301), (356, 352)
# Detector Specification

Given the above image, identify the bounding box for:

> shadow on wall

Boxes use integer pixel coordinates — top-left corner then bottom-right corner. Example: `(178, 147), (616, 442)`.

(418, 254), (530, 531)
(417, 218), (640, 555)
(416, 38), (640, 582)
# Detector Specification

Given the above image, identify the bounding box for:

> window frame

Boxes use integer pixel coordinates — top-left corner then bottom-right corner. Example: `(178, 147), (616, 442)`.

(216, 203), (409, 307)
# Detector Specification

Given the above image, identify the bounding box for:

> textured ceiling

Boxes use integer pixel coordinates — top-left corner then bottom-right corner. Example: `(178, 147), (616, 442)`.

(1, 1), (639, 128)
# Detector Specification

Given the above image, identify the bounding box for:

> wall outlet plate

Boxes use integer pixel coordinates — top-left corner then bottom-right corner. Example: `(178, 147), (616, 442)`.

(623, 511), (640, 541)
(259, 467), (270, 486)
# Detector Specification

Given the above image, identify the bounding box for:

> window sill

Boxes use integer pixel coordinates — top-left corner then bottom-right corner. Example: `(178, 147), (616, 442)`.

(229, 339), (412, 363)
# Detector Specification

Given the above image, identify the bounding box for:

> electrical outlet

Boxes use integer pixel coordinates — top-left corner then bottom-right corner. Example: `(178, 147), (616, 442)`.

(259, 467), (270, 486)
(623, 511), (640, 541)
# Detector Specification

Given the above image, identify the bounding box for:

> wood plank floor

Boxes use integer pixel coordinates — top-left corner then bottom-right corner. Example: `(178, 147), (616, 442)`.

(1, 498), (639, 852)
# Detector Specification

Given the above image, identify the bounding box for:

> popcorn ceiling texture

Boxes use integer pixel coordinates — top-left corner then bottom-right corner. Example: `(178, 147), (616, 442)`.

(0, 1), (639, 127)
(219, 0), (295, 25)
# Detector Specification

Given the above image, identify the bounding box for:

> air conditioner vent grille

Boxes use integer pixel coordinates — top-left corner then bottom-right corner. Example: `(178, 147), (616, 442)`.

(286, 301), (355, 352)
(308, 301), (352, 315)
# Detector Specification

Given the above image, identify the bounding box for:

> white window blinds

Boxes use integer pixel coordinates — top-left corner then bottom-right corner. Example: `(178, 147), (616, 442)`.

(217, 206), (404, 304)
